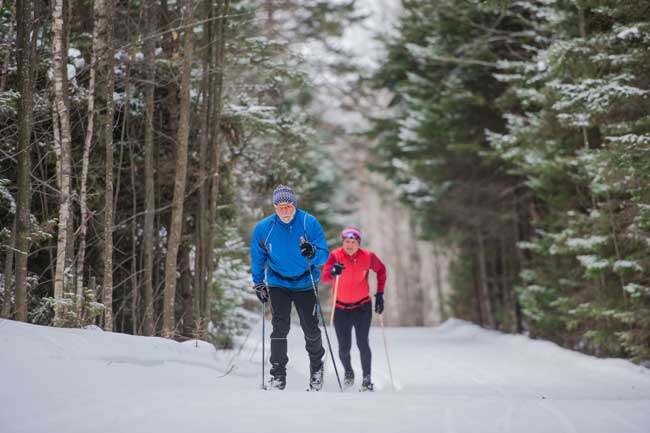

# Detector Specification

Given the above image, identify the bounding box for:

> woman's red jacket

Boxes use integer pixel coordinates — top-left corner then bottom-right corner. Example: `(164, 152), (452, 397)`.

(322, 247), (386, 309)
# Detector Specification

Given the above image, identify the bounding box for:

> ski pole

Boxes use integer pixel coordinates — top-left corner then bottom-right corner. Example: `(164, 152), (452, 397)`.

(261, 301), (267, 390)
(305, 256), (343, 392)
(378, 313), (395, 391)
(329, 275), (340, 327)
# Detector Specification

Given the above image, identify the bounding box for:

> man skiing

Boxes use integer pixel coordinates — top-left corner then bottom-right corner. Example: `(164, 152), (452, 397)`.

(322, 226), (387, 391)
(250, 185), (329, 391)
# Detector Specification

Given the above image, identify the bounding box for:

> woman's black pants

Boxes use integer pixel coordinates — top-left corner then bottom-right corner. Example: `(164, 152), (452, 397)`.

(333, 301), (372, 377)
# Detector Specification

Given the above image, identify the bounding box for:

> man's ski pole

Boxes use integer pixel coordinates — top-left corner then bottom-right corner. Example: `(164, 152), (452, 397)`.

(379, 313), (395, 391)
(329, 275), (340, 327)
(306, 256), (343, 392)
(261, 302), (267, 390)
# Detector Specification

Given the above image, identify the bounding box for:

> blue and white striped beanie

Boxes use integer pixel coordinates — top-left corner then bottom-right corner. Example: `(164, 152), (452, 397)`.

(272, 184), (297, 207)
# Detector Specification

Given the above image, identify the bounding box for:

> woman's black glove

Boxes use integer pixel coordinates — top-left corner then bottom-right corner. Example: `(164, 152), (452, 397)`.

(374, 292), (384, 314)
(330, 262), (345, 277)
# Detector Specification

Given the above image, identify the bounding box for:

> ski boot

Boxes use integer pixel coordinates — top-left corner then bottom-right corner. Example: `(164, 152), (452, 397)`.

(343, 369), (355, 389)
(359, 375), (374, 392)
(309, 363), (324, 391)
(268, 375), (286, 390)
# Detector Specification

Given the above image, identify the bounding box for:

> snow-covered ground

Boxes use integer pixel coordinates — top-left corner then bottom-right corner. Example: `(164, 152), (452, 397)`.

(1, 317), (649, 433)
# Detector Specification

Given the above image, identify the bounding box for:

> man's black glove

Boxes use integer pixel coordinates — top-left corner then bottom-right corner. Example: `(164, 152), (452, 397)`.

(330, 262), (345, 277)
(254, 282), (269, 303)
(300, 240), (316, 259)
(374, 292), (384, 314)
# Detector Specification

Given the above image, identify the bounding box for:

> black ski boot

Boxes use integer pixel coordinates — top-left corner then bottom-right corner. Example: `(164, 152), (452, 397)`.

(269, 375), (286, 390)
(343, 369), (355, 389)
(309, 363), (324, 391)
(359, 375), (374, 392)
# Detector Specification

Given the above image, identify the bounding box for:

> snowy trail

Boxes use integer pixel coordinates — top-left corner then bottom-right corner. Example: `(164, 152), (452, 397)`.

(1, 318), (649, 433)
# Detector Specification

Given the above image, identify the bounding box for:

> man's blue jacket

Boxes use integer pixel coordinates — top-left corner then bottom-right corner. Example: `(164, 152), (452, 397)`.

(250, 209), (329, 291)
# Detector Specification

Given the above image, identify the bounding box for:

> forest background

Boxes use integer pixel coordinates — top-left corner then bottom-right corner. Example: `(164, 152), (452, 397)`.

(1, 0), (649, 364)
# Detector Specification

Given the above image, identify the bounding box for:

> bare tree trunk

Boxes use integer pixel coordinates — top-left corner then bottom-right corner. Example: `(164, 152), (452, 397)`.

(195, 0), (211, 326)
(130, 142), (139, 334)
(204, 0), (229, 328)
(2, 219), (16, 318)
(432, 242), (448, 322)
(141, 0), (157, 337)
(476, 231), (495, 328)
(180, 242), (194, 337)
(160, 0), (179, 334)
(52, 0), (74, 322)
(95, 0), (115, 331)
(512, 194), (526, 333)
(14, 0), (34, 322)
(162, 0), (194, 338)
(76, 33), (96, 299)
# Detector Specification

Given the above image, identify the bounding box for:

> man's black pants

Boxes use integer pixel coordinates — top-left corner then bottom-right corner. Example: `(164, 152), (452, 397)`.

(333, 301), (372, 377)
(269, 286), (325, 378)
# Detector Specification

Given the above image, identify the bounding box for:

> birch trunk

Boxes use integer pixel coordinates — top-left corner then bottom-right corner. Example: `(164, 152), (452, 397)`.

(76, 35), (96, 298)
(162, 0), (194, 338)
(52, 0), (74, 321)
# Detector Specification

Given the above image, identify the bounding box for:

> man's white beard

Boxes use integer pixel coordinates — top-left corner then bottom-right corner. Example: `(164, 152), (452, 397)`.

(279, 211), (295, 223)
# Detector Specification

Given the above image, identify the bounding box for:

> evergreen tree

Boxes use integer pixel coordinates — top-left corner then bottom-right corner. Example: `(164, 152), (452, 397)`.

(488, 1), (650, 361)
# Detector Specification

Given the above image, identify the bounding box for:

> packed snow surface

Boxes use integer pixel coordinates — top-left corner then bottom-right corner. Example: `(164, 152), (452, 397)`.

(1, 317), (649, 433)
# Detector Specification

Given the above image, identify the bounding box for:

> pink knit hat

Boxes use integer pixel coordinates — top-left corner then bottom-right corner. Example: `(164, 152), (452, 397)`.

(341, 226), (361, 243)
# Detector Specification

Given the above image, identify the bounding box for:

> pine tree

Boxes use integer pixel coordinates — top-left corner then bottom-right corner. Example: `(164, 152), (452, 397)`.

(487, 1), (650, 361)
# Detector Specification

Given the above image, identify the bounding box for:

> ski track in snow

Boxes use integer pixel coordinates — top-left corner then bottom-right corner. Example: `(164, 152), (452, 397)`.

(2, 318), (650, 433)
(538, 401), (578, 433)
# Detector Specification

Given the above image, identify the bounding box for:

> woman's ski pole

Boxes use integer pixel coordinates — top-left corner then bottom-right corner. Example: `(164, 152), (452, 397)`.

(379, 313), (396, 391)
(329, 275), (340, 327)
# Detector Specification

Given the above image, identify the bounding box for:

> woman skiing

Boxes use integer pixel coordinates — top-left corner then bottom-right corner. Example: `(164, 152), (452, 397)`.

(322, 226), (387, 391)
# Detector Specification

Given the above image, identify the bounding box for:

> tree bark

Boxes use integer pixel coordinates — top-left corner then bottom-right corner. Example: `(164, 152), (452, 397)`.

(76, 26), (97, 299)
(204, 0), (229, 328)
(130, 142), (139, 334)
(52, 0), (74, 322)
(432, 242), (448, 322)
(1, 219), (16, 318)
(476, 231), (495, 328)
(180, 242), (194, 337)
(95, 0), (115, 331)
(141, 0), (157, 337)
(195, 0), (212, 327)
(14, 0), (34, 322)
(162, 0), (194, 338)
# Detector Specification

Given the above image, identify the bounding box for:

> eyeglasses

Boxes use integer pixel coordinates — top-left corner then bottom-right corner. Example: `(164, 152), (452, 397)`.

(274, 203), (295, 211)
